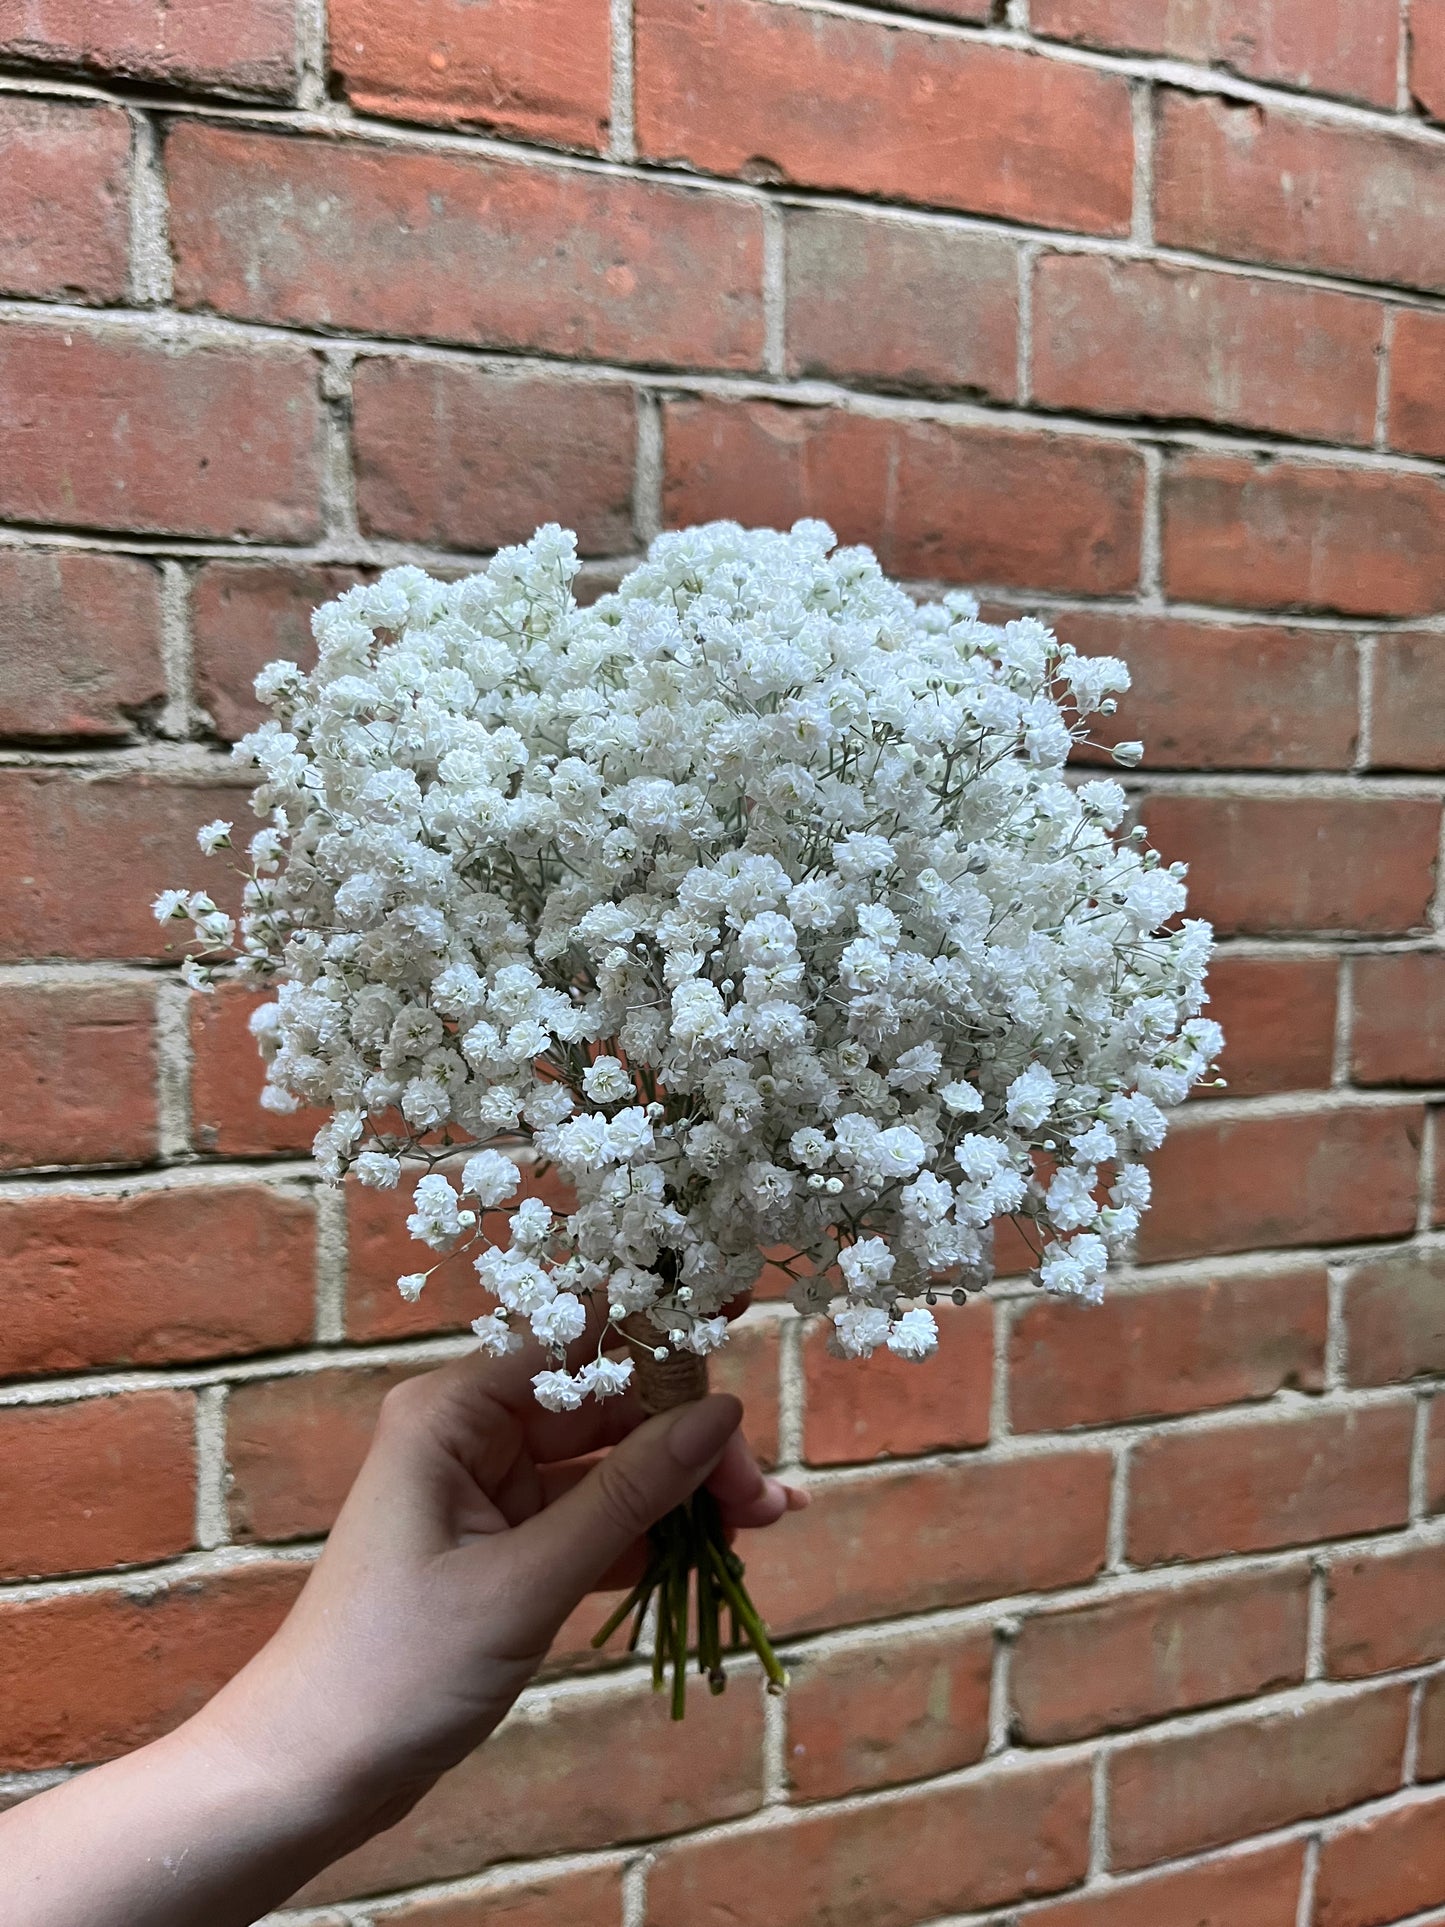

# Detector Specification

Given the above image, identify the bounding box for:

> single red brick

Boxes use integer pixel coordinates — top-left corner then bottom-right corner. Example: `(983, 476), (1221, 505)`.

(1128, 1403), (1414, 1565)
(191, 561), (366, 746)
(1140, 1107), (1423, 1264)
(785, 1624), (993, 1801)
(1327, 1541), (1445, 1680)
(0, 0), (298, 98)
(0, 770), (255, 963)
(1163, 450), (1445, 620)
(1028, 1839), (1307, 1927)
(635, 0), (1134, 235)
(1344, 1249), (1445, 1387)
(0, 1392), (196, 1581)
(1010, 1268), (1328, 1434)
(0, 322), (321, 541)
(1413, 0), (1445, 122)
(0, 1182), (315, 1379)
(1060, 610), (1360, 771)
(1014, 1568), (1308, 1745)
(802, 1296), (992, 1465)
(1034, 255), (1382, 444)
(1109, 1683), (1410, 1871)
(1371, 634), (1445, 771)
(745, 1449), (1111, 1637)
(1315, 1790), (1445, 1927)
(1034, 0), (1399, 105)
(190, 981), (324, 1159)
(330, 0), (610, 149)
(1158, 90), (1445, 294)
(1197, 955), (1339, 1100)
(370, 1866), (624, 1927)
(354, 360), (635, 556)
(0, 550), (165, 743)
(0, 980), (158, 1170)
(1389, 310), (1445, 461)
(1353, 953), (1445, 1086)
(663, 399), (1144, 596)
(0, 96), (130, 303)
(1419, 1673), (1445, 1781)
(226, 1363), (423, 1544)
(1143, 793), (1440, 936)
(299, 1673), (764, 1904)
(784, 208), (1018, 398)
(645, 1758), (1091, 1927)
(0, 1561), (305, 1771)
(167, 122), (764, 374)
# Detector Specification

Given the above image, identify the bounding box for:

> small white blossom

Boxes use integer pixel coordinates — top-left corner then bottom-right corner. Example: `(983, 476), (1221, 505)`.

(196, 819), (233, 855)
(887, 1307), (939, 1361)
(461, 1150), (522, 1209)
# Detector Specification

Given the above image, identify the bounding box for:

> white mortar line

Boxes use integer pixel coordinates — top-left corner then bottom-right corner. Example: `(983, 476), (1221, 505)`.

(987, 1618), (1017, 1755)
(1306, 1558), (1329, 1680)
(313, 1178), (349, 1345)
(1356, 634), (1378, 773)
(1401, 0), (1417, 115)
(621, 1854), (651, 1927)
(1423, 1109), (1441, 1233)
(608, 0), (637, 162)
(1332, 955), (1356, 1088)
(1407, 1677), (1426, 1783)
(1296, 1833), (1321, 1927)
(1377, 305), (1399, 450)
(295, 0), (330, 113)
(761, 198), (788, 378)
(1411, 1393), (1434, 1522)
(633, 389), (664, 546)
(126, 109), (171, 308)
(319, 348), (358, 540)
(157, 559), (195, 741)
(153, 976), (194, 1162)
(775, 1313), (805, 1470)
(193, 1383), (230, 1549)
(989, 1295), (1013, 1441)
(1105, 1444), (1132, 1572)
(762, 1678), (789, 1804)
(1015, 240), (1036, 406)
(1088, 1744), (1111, 1877)
(1130, 80), (1155, 248)
(1325, 1266), (1350, 1392)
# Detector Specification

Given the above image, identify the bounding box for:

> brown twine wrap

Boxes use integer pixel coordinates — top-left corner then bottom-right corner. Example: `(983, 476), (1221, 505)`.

(621, 1313), (709, 1415)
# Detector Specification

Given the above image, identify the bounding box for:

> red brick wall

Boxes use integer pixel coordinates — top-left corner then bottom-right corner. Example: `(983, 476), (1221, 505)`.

(3, 3), (1445, 1922)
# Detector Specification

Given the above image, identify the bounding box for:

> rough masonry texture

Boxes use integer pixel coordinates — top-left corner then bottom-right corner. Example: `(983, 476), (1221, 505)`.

(3, 3), (1445, 1924)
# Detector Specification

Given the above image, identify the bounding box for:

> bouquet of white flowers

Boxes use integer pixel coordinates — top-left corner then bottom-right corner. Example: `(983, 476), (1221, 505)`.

(159, 519), (1220, 1713)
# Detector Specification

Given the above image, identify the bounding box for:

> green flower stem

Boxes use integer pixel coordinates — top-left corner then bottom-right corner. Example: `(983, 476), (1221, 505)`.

(592, 1488), (786, 1718)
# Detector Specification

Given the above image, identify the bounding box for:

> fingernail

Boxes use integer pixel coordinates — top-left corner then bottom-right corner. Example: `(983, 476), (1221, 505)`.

(784, 1484), (812, 1511)
(668, 1394), (743, 1470)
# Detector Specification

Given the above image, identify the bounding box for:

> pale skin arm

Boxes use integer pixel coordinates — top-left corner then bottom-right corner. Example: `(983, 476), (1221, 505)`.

(0, 1342), (804, 1927)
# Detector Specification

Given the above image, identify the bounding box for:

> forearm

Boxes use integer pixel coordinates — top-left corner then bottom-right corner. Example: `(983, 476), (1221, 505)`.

(0, 1703), (389, 1927)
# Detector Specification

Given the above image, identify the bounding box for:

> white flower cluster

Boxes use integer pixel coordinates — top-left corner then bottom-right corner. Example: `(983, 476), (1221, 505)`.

(160, 521), (1219, 1411)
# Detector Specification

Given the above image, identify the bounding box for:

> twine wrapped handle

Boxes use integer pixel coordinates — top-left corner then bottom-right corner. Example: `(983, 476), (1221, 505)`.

(620, 1314), (709, 1415)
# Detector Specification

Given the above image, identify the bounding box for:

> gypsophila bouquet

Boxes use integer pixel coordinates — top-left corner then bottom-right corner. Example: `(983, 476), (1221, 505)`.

(159, 519), (1220, 1708)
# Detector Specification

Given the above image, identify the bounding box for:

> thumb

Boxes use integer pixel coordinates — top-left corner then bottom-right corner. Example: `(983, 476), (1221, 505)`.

(502, 1394), (743, 1632)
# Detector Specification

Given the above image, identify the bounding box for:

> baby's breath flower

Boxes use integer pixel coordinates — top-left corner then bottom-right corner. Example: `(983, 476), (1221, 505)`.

(159, 521), (1218, 1399)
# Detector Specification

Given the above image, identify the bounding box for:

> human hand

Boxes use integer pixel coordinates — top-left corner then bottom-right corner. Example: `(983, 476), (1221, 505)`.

(198, 1334), (803, 1840)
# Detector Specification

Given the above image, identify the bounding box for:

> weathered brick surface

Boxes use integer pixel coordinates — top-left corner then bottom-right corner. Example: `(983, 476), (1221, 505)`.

(0, 0), (298, 98)
(1033, 0), (1400, 106)
(372, 1866), (625, 1927)
(1027, 1840), (1306, 1927)
(1197, 955), (1338, 1099)
(785, 209), (1018, 398)
(1415, 0), (1445, 122)
(0, 1391), (196, 1581)
(1389, 309), (1445, 460)
(1352, 952), (1445, 1087)
(0, 1184), (315, 1379)
(0, 551), (164, 743)
(1108, 1683), (1410, 1870)
(644, 1759), (1092, 1927)
(1157, 90), (1445, 295)
(663, 399), (1144, 595)
(0, 980), (158, 1170)
(1343, 1248), (1445, 1386)
(1162, 452), (1445, 620)
(1012, 1568), (1309, 1743)
(1138, 1105), (1422, 1263)
(353, 360), (637, 555)
(167, 123), (765, 374)
(1314, 1791), (1445, 1927)
(785, 1623), (993, 1800)
(1141, 794), (1441, 936)
(1033, 255), (1383, 444)
(1059, 611), (1360, 771)
(191, 561), (365, 746)
(1371, 634), (1445, 770)
(0, 97), (130, 304)
(329, 0), (613, 150)
(0, 323), (322, 541)
(1009, 1268), (1327, 1433)
(802, 1295), (992, 1463)
(1326, 1540), (1445, 1679)
(636, 0), (1135, 235)
(1127, 1403), (1414, 1564)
